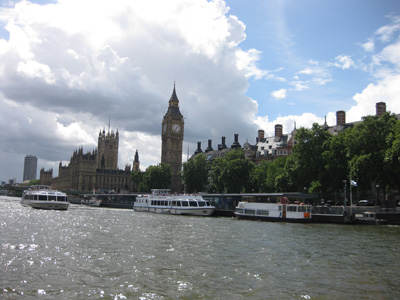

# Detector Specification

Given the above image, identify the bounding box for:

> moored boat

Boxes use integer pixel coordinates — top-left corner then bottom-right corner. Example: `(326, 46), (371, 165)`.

(234, 197), (312, 222)
(134, 189), (215, 216)
(21, 185), (69, 210)
(81, 195), (102, 207)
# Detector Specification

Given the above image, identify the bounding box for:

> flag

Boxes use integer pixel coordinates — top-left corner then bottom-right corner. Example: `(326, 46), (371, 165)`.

(351, 180), (357, 187)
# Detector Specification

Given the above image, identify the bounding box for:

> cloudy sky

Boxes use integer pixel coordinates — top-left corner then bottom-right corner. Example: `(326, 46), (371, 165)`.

(1, 0), (399, 182)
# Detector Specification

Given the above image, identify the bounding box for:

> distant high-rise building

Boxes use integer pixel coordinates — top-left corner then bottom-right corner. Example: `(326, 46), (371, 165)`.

(23, 155), (37, 181)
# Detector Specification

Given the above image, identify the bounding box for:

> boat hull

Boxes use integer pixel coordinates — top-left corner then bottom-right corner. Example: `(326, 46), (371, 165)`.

(234, 202), (312, 223)
(234, 212), (312, 223)
(21, 200), (69, 210)
(133, 206), (214, 216)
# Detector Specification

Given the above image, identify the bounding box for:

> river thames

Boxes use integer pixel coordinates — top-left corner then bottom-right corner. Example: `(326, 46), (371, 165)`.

(1, 196), (400, 299)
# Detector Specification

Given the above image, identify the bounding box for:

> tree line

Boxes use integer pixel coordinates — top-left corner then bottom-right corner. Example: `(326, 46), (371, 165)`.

(132, 112), (400, 203)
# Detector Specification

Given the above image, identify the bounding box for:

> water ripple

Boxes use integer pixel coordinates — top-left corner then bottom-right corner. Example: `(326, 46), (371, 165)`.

(1, 196), (400, 299)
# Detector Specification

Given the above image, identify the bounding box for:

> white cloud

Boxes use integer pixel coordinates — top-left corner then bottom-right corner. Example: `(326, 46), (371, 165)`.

(0, 0), (263, 181)
(348, 73), (400, 123)
(236, 48), (268, 79)
(378, 41), (400, 67)
(362, 40), (375, 52)
(271, 88), (287, 100)
(334, 55), (355, 70)
(298, 68), (313, 75)
(375, 20), (400, 42)
(254, 113), (323, 137)
(289, 80), (309, 91)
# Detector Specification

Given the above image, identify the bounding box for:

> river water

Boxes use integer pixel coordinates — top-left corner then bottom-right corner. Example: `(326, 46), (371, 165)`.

(1, 196), (400, 300)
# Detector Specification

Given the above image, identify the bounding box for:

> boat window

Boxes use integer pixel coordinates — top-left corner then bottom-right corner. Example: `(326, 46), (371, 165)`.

(298, 206), (308, 212)
(39, 195), (47, 201)
(177, 201), (181, 206)
(235, 208), (244, 214)
(48, 196), (57, 201)
(181, 201), (188, 207)
(58, 196), (67, 202)
(257, 210), (269, 216)
(287, 206), (297, 212)
(206, 201), (210, 206)
(189, 201), (198, 207)
(245, 209), (255, 215)
(198, 201), (206, 207)
(172, 201), (177, 206)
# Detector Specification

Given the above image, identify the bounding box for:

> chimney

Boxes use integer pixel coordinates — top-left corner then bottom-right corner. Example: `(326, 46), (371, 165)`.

(376, 102), (386, 117)
(205, 139), (214, 153)
(258, 130), (264, 142)
(194, 142), (203, 154)
(231, 133), (241, 149)
(275, 124), (283, 138)
(336, 110), (346, 126)
(218, 136), (227, 150)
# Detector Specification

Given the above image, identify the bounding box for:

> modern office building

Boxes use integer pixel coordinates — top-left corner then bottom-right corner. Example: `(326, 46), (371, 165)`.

(23, 155), (37, 181)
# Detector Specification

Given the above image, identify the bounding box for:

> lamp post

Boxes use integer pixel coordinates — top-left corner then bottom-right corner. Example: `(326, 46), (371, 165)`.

(343, 180), (347, 207)
(376, 184), (380, 207)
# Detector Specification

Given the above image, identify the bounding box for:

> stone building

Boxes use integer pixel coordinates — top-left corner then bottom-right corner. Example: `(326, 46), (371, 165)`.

(40, 128), (140, 192)
(191, 102), (397, 165)
(161, 84), (185, 192)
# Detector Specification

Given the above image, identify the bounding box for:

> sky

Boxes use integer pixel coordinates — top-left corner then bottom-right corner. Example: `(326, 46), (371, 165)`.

(1, 0), (400, 183)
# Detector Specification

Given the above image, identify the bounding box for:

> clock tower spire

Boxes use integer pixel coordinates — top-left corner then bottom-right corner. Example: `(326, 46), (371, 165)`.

(161, 84), (184, 192)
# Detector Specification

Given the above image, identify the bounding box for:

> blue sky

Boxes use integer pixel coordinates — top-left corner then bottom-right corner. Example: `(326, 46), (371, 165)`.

(0, 0), (400, 182)
(226, 0), (400, 119)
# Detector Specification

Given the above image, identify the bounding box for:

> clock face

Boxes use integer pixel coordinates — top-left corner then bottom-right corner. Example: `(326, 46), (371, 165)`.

(172, 123), (181, 133)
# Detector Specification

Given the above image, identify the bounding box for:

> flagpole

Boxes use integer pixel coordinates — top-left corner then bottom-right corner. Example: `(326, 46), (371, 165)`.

(350, 162), (353, 215)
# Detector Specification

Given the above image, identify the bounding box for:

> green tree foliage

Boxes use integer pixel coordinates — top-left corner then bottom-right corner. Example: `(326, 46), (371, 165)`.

(345, 113), (399, 195)
(249, 160), (270, 192)
(385, 121), (400, 191)
(323, 132), (349, 198)
(131, 163), (171, 192)
(208, 156), (227, 193)
(181, 153), (209, 193)
(208, 149), (255, 193)
(284, 123), (332, 193)
(266, 156), (287, 192)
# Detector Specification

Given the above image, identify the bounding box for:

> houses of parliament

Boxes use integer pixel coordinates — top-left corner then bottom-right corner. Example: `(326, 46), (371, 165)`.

(39, 85), (184, 193)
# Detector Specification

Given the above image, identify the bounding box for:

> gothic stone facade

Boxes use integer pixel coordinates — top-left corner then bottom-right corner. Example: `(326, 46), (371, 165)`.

(40, 129), (139, 192)
(161, 85), (184, 192)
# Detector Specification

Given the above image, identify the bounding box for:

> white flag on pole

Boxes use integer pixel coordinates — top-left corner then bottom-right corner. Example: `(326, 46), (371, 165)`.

(351, 180), (357, 187)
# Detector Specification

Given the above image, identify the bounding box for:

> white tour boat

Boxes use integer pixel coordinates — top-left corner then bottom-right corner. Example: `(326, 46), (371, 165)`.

(21, 185), (69, 210)
(134, 189), (215, 216)
(234, 197), (312, 222)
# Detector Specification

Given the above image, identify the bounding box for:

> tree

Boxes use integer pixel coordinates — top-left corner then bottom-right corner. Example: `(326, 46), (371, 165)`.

(285, 123), (331, 193)
(249, 160), (270, 192)
(385, 120), (400, 192)
(208, 149), (255, 193)
(225, 156), (255, 193)
(131, 171), (145, 192)
(132, 163), (171, 192)
(266, 156), (287, 192)
(323, 132), (349, 199)
(345, 113), (398, 196)
(181, 153), (209, 193)
(208, 157), (227, 193)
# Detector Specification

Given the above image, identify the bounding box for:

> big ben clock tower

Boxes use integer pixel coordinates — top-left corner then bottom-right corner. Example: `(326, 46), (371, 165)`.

(161, 84), (184, 192)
